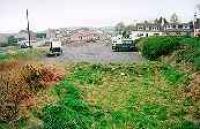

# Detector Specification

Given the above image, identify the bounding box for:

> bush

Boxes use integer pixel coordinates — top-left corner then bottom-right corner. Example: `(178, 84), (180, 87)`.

(139, 37), (200, 69)
(0, 61), (64, 125)
(22, 64), (64, 91)
(177, 38), (200, 70)
(141, 37), (181, 60)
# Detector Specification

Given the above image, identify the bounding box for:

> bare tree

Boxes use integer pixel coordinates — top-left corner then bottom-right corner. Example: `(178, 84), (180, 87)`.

(196, 4), (200, 11)
(170, 13), (179, 23)
(115, 22), (125, 35)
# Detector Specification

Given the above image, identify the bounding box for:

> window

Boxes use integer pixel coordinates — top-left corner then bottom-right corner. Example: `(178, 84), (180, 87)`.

(139, 27), (143, 30)
(184, 25), (189, 29)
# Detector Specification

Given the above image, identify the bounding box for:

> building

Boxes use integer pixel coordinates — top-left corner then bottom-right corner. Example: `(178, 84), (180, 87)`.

(132, 15), (200, 38)
(193, 13), (200, 37)
(163, 22), (193, 36)
(68, 29), (103, 41)
(132, 22), (163, 39)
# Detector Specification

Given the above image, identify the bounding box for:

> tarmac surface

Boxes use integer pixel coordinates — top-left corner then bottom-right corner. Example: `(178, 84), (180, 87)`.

(45, 41), (143, 63)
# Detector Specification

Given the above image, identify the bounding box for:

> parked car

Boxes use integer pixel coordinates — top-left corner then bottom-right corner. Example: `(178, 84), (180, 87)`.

(112, 36), (137, 52)
(49, 38), (63, 56)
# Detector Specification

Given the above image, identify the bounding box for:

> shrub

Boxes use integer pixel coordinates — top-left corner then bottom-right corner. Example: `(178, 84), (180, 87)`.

(0, 61), (64, 125)
(141, 37), (181, 60)
(22, 64), (64, 91)
(139, 37), (200, 69)
(177, 38), (200, 70)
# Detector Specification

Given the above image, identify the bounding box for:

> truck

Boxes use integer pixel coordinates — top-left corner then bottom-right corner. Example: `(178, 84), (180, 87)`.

(112, 36), (137, 52)
(49, 38), (63, 56)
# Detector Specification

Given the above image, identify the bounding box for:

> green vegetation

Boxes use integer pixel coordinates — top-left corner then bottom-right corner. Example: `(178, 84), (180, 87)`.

(69, 64), (104, 85)
(1, 36), (200, 128)
(0, 62), (199, 129)
(177, 37), (200, 70)
(36, 33), (46, 39)
(137, 36), (200, 69)
(7, 36), (18, 46)
(40, 63), (198, 129)
(42, 81), (93, 129)
(138, 36), (181, 60)
(0, 49), (45, 61)
(0, 36), (18, 47)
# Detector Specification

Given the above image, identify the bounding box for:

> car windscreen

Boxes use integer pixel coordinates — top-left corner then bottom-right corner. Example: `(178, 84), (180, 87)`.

(123, 40), (133, 44)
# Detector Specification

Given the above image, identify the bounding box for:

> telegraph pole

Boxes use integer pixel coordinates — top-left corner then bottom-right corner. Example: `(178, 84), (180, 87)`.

(26, 9), (31, 47)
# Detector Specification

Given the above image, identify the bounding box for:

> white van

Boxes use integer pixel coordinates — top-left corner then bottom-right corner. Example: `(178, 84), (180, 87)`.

(49, 38), (63, 56)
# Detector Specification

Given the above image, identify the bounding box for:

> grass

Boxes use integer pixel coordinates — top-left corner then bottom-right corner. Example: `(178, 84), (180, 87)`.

(0, 62), (199, 129)
(0, 42), (200, 128)
(41, 63), (197, 129)
(0, 48), (45, 61)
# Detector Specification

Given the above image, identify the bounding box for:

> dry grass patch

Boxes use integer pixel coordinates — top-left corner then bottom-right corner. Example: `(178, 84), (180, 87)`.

(0, 60), (65, 127)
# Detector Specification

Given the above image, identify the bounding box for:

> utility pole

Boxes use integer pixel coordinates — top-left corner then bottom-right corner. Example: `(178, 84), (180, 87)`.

(26, 9), (31, 47)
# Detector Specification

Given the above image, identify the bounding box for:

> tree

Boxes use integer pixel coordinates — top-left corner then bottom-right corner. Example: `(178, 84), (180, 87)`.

(115, 22), (125, 35)
(122, 30), (131, 38)
(36, 33), (46, 39)
(7, 36), (17, 46)
(170, 13), (179, 23)
(125, 24), (135, 31)
(154, 17), (168, 24)
(196, 4), (200, 11)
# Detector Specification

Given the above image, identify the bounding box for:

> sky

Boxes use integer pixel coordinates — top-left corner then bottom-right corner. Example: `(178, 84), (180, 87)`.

(0, 0), (199, 33)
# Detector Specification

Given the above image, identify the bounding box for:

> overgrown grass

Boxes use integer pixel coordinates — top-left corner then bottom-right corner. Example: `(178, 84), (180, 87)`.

(69, 64), (104, 85)
(1, 62), (199, 129)
(177, 37), (200, 70)
(42, 80), (94, 129)
(0, 48), (45, 61)
(40, 63), (198, 129)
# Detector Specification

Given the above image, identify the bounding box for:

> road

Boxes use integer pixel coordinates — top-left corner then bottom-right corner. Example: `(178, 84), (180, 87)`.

(45, 42), (143, 63)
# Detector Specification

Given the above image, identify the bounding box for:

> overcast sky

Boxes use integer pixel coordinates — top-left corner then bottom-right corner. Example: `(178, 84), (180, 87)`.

(0, 0), (199, 33)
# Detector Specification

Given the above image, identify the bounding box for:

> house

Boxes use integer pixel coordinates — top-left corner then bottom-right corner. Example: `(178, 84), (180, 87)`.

(131, 15), (199, 38)
(193, 13), (200, 37)
(132, 22), (163, 38)
(69, 29), (102, 41)
(163, 22), (193, 36)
